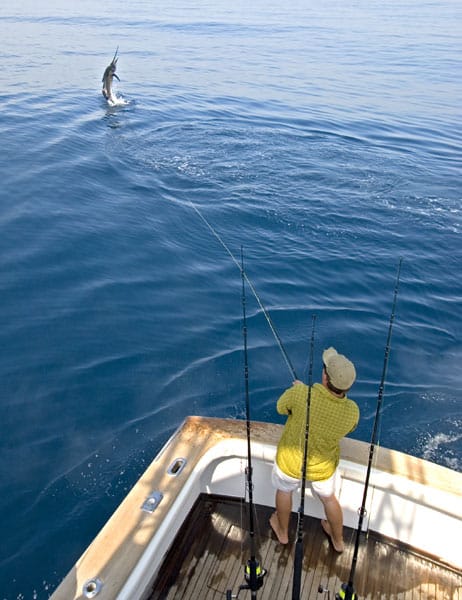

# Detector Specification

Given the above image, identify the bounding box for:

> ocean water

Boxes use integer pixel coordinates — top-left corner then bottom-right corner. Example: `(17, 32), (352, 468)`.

(0, 0), (461, 597)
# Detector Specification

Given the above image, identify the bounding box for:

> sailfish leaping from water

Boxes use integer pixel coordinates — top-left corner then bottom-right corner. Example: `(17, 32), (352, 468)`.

(102, 47), (120, 104)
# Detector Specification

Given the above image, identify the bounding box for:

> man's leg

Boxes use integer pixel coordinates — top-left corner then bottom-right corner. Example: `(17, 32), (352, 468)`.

(318, 493), (344, 552)
(269, 489), (292, 544)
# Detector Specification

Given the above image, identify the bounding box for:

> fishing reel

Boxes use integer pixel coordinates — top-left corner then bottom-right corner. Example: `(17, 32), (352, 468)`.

(319, 581), (358, 599)
(226, 558), (267, 599)
(244, 558), (266, 588)
(336, 583), (358, 600)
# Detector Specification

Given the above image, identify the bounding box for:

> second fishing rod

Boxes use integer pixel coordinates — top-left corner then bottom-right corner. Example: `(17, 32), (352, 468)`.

(292, 314), (316, 600)
(337, 258), (403, 600)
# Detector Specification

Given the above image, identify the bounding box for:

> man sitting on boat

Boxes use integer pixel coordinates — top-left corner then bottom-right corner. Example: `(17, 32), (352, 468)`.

(270, 346), (359, 552)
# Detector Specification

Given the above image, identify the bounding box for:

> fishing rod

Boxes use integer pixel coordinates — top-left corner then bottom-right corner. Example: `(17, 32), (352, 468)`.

(188, 199), (298, 381)
(292, 314), (316, 600)
(226, 248), (267, 600)
(336, 258), (403, 600)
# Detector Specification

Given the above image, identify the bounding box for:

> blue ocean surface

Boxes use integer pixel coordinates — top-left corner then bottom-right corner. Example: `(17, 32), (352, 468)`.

(0, 0), (461, 597)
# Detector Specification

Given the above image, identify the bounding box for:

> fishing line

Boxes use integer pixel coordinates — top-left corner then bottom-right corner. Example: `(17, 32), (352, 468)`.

(188, 199), (298, 381)
(292, 314), (316, 600)
(337, 257), (403, 600)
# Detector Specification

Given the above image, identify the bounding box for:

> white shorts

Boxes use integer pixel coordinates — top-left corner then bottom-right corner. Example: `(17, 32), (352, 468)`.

(271, 462), (340, 498)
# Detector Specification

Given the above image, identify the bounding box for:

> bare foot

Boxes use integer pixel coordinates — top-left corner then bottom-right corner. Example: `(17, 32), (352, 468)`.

(321, 519), (344, 553)
(269, 512), (289, 545)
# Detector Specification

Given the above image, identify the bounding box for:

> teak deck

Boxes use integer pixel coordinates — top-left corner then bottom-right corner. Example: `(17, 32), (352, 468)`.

(150, 494), (462, 600)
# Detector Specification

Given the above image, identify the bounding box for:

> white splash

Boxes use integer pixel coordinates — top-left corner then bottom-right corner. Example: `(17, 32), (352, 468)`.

(421, 430), (462, 470)
(107, 94), (130, 107)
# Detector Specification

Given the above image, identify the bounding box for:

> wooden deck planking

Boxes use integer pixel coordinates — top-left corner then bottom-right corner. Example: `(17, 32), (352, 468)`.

(149, 494), (462, 600)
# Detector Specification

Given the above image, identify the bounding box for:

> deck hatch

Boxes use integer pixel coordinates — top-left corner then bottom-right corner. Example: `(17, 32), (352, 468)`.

(167, 457), (187, 476)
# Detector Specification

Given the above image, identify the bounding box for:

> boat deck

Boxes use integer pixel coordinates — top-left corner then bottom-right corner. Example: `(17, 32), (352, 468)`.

(149, 494), (462, 600)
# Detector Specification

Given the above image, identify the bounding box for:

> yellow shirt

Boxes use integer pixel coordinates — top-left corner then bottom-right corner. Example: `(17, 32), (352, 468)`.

(276, 382), (359, 481)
